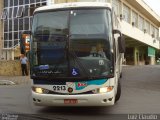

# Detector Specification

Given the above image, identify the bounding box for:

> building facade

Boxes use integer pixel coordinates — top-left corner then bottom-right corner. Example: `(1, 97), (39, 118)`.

(0, 1), (4, 58)
(1, 0), (47, 60)
(0, 0), (160, 65)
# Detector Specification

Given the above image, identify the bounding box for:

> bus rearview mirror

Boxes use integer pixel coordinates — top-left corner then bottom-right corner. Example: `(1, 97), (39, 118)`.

(118, 36), (125, 53)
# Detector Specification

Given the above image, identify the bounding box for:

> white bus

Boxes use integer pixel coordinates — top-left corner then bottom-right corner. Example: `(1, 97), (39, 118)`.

(21, 2), (125, 106)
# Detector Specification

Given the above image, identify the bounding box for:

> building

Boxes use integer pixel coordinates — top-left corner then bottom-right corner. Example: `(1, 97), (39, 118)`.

(0, 0), (160, 66)
(0, 0), (48, 60)
(0, 1), (4, 58)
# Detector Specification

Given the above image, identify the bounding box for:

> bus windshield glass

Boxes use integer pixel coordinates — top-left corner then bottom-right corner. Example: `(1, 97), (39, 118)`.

(31, 8), (113, 79)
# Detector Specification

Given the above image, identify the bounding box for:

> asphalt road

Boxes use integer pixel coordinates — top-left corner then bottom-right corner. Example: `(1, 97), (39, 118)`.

(0, 65), (160, 120)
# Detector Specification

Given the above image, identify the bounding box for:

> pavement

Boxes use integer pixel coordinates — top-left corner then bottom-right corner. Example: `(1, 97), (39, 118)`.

(0, 76), (31, 85)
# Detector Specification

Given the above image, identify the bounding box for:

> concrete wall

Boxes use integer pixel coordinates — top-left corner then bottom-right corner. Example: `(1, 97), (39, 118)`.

(121, 21), (159, 49)
(0, 60), (22, 76)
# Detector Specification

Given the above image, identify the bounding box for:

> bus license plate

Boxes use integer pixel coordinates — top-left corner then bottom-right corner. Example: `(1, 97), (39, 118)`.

(64, 99), (78, 104)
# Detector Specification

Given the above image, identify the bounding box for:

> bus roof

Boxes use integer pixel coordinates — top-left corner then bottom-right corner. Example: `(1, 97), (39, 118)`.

(34, 2), (112, 13)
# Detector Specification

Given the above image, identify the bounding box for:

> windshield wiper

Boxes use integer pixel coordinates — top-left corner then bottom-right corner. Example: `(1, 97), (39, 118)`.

(67, 34), (90, 77)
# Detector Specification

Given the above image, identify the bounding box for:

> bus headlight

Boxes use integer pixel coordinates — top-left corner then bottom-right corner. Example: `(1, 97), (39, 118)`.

(99, 86), (113, 93)
(35, 87), (43, 94)
(32, 87), (49, 94)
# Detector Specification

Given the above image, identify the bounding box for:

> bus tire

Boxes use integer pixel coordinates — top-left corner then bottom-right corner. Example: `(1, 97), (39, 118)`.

(115, 80), (121, 102)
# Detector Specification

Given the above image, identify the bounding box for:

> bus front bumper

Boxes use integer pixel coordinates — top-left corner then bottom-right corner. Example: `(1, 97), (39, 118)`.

(32, 90), (115, 106)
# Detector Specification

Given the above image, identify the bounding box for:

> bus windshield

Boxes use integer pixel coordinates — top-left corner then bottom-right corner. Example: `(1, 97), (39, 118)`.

(31, 8), (113, 79)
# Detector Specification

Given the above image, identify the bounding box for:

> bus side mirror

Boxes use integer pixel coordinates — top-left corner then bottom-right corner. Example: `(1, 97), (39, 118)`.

(20, 31), (31, 54)
(113, 29), (125, 53)
(118, 35), (125, 53)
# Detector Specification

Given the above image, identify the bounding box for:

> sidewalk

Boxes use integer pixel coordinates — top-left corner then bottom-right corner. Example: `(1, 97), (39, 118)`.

(0, 76), (31, 85)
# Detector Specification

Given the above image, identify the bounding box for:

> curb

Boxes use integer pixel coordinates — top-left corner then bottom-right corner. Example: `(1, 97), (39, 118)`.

(0, 76), (31, 85)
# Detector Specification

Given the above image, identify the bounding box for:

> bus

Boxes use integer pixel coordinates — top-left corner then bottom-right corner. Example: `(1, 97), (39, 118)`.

(21, 2), (125, 106)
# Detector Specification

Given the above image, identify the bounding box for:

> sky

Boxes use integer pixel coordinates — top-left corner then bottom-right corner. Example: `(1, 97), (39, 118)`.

(143, 0), (160, 17)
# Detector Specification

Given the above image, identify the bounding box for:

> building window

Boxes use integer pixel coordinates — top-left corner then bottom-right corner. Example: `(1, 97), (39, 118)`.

(14, 32), (18, 39)
(112, 0), (120, 16)
(25, 0), (29, 4)
(150, 25), (155, 37)
(19, 0), (23, 5)
(4, 20), (8, 32)
(4, 41), (8, 48)
(14, 40), (19, 46)
(9, 32), (12, 40)
(155, 28), (159, 39)
(4, 0), (8, 7)
(30, 0), (35, 4)
(9, 8), (13, 19)
(123, 4), (130, 23)
(19, 31), (22, 39)
(14, 0), (18, 6)
(9, 20), (12, 31)
(4, 33), (8, 41)
(145, 20), (150, 34)
(36, 0), (41, 2)
(10, 0), (14, 7)
(19, 18), (23, 30)
(14, 18), (18, 31)
(13, 7), (18, 18)
(24, 5), (29, 17)
(24, 17), (29, 30)
(9, 41), (12, 47)
(138, 16), (144, 31)
(17, 6), (24, 17)
(132, 11), (138, 27)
